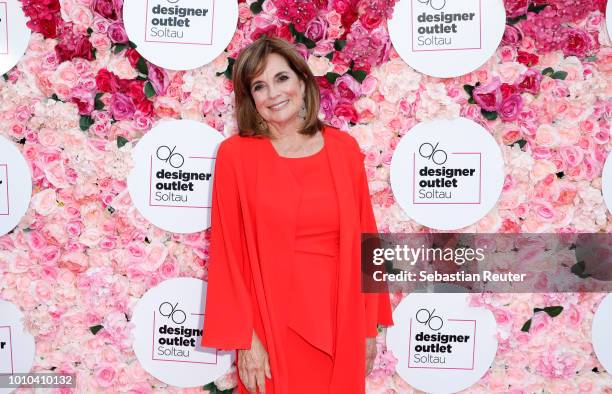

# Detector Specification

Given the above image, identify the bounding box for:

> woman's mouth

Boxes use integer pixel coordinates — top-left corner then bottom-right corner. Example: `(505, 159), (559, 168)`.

(269, 100), (289, 111)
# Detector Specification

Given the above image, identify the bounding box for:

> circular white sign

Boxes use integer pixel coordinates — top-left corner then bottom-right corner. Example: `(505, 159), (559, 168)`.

(122, 0), (238, 70)
(0, 0), (30, 75)
(592, 294), (612, 373)
(128, 119), (224, 233)
(0, 300), (36, 394)
(131, 278), (234, 387)
(603, 152), (612, 214)
(390, 117), (504, 230)
(0, 136), (32, 237)
(387, 0), (506, 78)
(387, 293), (498, 393)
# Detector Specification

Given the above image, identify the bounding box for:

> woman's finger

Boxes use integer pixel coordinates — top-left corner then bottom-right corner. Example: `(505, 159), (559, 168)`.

(255, 367), (266, 394)
(264, 356), (272, 379)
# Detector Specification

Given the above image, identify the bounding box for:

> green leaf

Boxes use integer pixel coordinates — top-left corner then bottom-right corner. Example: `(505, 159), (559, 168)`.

(541, 67), (555, 77)
(87, 27), (93, 35)
(50, 93), (61, 101)
(585, 55), (598, 62)
(136, 57), (149, 76)
(334, 39), (347, 51)
(90, 324), (104, 335)
(325, 72), (341, 84)
(79, 115), (94, 131)
(543, 306), (563, 317)
(551, 71), (567, 80)
(463, 84), (475, 99)
(571, 260), (590, 278)
(250, 0), (263, 14)
(223, 57), (235, 80)
(325, 52), (333, 61)
(556, 171), (565, 179)
(520, 318), (532, 332)
(2, 73), (8, 81)
(144, 81), (156, 98)
(128, 40), (137, 49)
(481, 109), (498, 121)
(94, 93), (104, 110)
(91, 48), (97, 59)
(349, 69), (367, 83)
(113, 43), (128, 54)
(117, 136), (129, 148)
(528, 3), (548, 13)
(510, 138), (527, 149)
(506, 15), (527, 25)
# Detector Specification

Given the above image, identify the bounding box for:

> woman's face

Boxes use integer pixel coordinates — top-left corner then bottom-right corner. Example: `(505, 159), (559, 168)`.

(250, 53), (305, 131)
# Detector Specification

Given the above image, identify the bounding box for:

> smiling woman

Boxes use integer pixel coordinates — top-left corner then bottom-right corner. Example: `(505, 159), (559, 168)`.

(201, 37), (393, 394)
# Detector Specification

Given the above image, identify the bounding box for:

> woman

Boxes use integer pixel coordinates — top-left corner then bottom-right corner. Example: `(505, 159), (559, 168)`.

(201, 37), (393, 394)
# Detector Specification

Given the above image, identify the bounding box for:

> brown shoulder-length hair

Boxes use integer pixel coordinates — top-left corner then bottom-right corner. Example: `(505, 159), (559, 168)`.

(232, 37), (324, 138)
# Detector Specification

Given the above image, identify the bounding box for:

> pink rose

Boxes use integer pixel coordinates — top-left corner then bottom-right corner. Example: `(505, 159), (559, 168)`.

(334, 74), (362, 102)
(110, 93), (136, 120)
(107, 21), (128, 43)
(31, 189), (58, 215)
(498, 94), (523, 122)
(304, 16), (327, 42)
(504, 0), (529, 18)
(95, 364), (117, 387)
(147, 63), (169, 96)
(472, 78), (502, 111)
(501, 24), (523, 45)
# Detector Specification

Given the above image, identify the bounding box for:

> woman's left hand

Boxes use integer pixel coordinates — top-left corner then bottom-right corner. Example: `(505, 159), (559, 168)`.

(365, 337), (377, 376)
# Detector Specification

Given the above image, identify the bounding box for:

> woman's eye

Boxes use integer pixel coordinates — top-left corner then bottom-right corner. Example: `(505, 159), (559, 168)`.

(252, 85), (262, 92)
(278, 75), (289, 82)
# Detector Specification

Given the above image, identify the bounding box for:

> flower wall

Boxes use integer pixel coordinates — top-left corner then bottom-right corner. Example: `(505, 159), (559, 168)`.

(0, 0), (611, 392)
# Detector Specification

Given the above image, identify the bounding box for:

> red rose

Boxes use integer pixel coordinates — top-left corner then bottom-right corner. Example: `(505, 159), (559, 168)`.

(333, 101), (358, 123)
(472, 78), (502, 111)
(516, 69), (542, 95)
(96, 69), (122, 93)
(517, 51), (538, 67)
(125, 48), (142, 68)
(562, 28), (595, 58)
(500, 83), (517, 100)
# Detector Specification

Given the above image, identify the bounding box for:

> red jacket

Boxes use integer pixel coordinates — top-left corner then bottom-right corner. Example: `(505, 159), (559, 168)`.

(201, 125), (394, 393)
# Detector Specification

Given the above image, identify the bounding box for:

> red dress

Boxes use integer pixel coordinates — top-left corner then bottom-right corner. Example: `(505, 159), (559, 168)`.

(282, 143), (338, 392)
(201, 126), (394, 394)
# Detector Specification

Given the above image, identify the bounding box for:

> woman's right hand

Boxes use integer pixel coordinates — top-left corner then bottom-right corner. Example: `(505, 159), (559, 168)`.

(238, 331), (272, 394)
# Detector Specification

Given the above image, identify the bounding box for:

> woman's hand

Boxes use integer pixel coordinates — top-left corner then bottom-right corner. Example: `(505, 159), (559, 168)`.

(238, 331), (271, 394)
(365, 337), (377, 376)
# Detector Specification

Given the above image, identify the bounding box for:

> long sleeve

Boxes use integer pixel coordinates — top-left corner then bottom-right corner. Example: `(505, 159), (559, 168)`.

(357, 149), (394, 337)
(201, 142), (253, 350)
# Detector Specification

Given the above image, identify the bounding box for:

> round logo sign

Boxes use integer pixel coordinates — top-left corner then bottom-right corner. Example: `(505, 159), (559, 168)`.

(128, 119), (224, 234)
(0, 0), (30, 75)
(0, 136), (32, 237)
(387, 0), (506, 78)
(390, 117), (504, 230)
(131, 278), (234, 387)
(387, 293), (498, 393)
(122, 0), (238, 70)
(592, 294), (612, 373)
(0, 300), (36, 394)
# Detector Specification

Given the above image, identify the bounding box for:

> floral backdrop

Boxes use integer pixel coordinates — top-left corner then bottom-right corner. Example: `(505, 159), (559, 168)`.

(0, 0), (611, 392)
